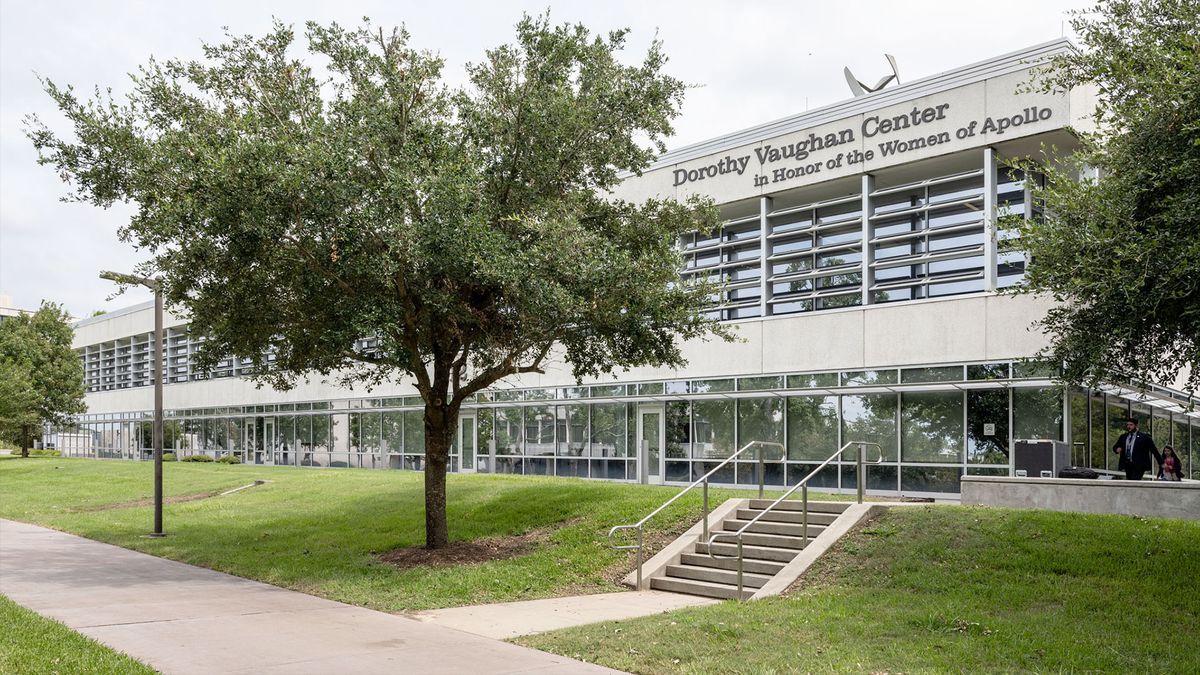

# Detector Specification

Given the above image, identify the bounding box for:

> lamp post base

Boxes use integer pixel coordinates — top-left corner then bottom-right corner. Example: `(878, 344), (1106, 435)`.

(144, 533), (167, 539)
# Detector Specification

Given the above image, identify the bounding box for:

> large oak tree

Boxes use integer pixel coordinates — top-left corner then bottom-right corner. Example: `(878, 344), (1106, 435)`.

(29, 16), (727, 547)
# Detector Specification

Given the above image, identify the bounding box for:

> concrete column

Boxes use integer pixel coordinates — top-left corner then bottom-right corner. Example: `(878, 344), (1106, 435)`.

(759, 196), (772, 316)
(983, 147), (998, 292)
(860, 174), (875, 306)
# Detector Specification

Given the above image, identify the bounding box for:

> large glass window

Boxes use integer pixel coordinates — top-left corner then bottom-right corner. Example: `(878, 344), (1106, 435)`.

(402, 410), (424, 455)
(589, 403), (627, 458)
(277, 416), (294, 457)
(1013, 387), (1063, 441)
(1087, 393), (1106, 470)
(841, 394), (897, 461)
(525, 405), (555, 456)
(360, 411), (381, 454)
(666, 402), (690, 459)
(1106, 399), (1128, 472)
(382, 411), (402, 453)
(556, 405), (587, 456)
(494, 408), (521, 455)
(901, 466), (963, 493)
(692, 399), (735, 459)
(786, 395), (838, 461)
(738, 397), (784, 459)
(901, 391), (964, 462)
(966, 390), (1009, 464)
(1070, 391), (1089, 467)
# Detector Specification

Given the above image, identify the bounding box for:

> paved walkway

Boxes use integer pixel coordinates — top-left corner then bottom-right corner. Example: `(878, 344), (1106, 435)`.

(0, 519), (618, 674)
(412, 590), (718, 640)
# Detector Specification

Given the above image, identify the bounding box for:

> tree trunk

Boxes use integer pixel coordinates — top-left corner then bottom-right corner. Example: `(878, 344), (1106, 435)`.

(423, 402), (458, 549)
(20, 424), (30, 458)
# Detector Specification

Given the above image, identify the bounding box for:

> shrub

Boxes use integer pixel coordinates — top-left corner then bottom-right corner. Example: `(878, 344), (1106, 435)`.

(181, 454), (214, 462)
(217, 455), (241, 464)
(27, 449), (61, 457)
(161, 452), (177, 461)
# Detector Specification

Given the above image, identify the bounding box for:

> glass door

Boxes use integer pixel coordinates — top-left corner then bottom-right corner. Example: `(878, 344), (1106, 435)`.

(638, 405), (665, 485)
(245, 420), (257, 464)
(263, 417), (275, 466)
(458, 413), (476, 473)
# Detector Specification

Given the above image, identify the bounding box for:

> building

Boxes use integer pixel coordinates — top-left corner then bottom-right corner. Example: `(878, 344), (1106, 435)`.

(0, 294), (31, 323)
(52, 40), (1199, 496)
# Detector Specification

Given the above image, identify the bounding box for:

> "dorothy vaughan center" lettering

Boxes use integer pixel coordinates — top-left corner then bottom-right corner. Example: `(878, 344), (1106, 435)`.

(671, 102), (1053, 188)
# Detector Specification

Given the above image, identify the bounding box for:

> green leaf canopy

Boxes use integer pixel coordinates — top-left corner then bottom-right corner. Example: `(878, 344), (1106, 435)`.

(29, 15), (729, 546)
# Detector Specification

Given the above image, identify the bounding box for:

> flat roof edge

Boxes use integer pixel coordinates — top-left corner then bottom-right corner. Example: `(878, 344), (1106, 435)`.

(638, 38), (1076, 171)
(73, 299), (156, 328)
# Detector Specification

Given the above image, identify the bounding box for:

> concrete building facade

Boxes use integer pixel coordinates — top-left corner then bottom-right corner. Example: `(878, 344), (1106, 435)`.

(51, 40), (1199, 495)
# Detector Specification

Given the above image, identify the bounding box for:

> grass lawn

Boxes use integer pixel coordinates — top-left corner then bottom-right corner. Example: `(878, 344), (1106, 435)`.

(518, 505), (1200, 673)
(0, 594), (157, 675)
(0, 457), (788, 611)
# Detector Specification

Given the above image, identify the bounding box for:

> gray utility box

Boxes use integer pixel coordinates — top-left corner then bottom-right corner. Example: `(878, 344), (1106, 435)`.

(1013, 440), (1071, 478)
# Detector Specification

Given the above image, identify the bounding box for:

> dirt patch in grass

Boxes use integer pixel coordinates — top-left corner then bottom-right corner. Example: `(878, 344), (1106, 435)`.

(75, 490), (225, 512)
(380, 534), (541, 568)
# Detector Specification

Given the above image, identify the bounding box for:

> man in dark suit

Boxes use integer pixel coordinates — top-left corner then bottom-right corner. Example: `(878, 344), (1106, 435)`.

(1111, 418), (1162, 481)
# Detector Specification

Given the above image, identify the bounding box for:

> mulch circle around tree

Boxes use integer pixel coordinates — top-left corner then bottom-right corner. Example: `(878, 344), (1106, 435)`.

(378, 532), (541, 569)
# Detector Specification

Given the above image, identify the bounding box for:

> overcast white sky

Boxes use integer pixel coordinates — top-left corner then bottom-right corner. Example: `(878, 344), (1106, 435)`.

(0, 0), (1087, 317)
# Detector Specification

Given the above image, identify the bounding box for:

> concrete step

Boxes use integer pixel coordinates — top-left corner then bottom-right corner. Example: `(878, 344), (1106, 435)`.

(720, 518), (825, 539)
(650, 576), (754, 600)
(736, 508), (838, 526)
(679, 553), (786, 576)
(708, 530), (809, 550)
(695, 541), (800, 563)
(748, 499), (850, 514)
(664, 564), (772, 588)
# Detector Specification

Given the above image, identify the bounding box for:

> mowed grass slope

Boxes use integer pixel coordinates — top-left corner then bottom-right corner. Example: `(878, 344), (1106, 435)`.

(0, 594), (157, 675)
(0, 457), (770, 610)
(519, 505), (1200, 674)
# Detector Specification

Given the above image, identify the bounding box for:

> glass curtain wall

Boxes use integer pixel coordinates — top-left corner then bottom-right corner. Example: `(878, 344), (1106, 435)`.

(56, 378), (1199, 490)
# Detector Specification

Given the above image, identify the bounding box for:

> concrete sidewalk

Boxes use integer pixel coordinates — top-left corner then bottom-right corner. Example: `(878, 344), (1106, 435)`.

(0, 519), (618, 674)
(412, 590), (718, 640)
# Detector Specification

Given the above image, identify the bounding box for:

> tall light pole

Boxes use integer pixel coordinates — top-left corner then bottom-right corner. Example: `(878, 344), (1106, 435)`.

(100, 271), (165, 538)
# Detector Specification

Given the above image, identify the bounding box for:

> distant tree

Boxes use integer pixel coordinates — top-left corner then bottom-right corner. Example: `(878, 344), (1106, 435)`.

(28, 17), (726, 547)
(1007, 0), (1200, 396)
(0, 304), (86, 456)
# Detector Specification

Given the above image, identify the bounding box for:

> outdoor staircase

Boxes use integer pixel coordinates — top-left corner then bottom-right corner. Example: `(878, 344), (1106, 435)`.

(647, 499), (852, 600)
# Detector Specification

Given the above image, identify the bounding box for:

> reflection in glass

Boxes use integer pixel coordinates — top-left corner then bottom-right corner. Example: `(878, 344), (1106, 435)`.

(737, 398), (784, 456)
(588, 403), (627, 458)
(1106, 399), (1128, 472)
(666, 402), (690, 459)
(382, 411), (402, 453)
(901, 466), (963, 493)
(901, 391), (964, 462)
(493, 408), (521, 455)
(787, 396), (838, 460)
(1012, 387), (1063, 441)
(402, 410), (424, 455)
(967, 390), (1009, 464)
(692, 399), (735, 459)
(525, 406), (555, 456)
(556, 405), (587, 456)
(840, 394), (898, 461)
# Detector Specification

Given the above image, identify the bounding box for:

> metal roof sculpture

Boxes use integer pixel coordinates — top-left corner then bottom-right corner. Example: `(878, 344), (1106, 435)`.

(844, 54), (900, 97)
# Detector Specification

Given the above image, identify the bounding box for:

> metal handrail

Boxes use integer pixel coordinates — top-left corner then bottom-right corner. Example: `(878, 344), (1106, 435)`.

(608, 440), (785, 589)
(706, 440), (884, 598)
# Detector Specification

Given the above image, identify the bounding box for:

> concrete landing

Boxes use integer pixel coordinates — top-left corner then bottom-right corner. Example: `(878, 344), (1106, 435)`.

(0, 519), (619, 675)
(411, 590), (719, 639)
